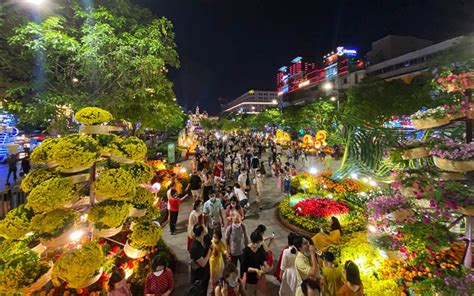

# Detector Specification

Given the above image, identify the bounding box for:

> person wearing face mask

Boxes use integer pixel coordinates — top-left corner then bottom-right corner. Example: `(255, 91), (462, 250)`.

(107, 269), (132, 296)
(241, 231), (269, 296)
(215, 263), (246, 296)
(190, 223), (213, 296)
(225, 215), (249, 274)
(294, 236), (322, 296)
(203, 191), (224, 238)
(225, 197), (244, 228)
(144, 254), (174, 296)
(188, 200), (205, 253)
(210, 230), (228, 294)
(253, 169), (264, 211)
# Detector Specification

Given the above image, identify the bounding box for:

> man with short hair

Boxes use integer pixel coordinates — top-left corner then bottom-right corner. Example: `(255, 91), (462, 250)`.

(188, 170), (202, 201)
(202, 191), (224, 237)
(225, 215), (249, 275)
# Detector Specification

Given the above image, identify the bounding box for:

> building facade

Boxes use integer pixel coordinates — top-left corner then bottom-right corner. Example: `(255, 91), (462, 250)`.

(222, 90), (278, 114)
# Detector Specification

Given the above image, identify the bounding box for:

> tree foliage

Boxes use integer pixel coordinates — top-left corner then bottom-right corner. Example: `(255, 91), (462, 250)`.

(4, 0), (184, 134)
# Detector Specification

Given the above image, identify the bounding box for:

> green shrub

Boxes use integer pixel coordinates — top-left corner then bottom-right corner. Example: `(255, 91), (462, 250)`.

(20, 168), (58, 193)
(88, 200), (131, 230)
(30, 138), (59, 164)
(119, 137), (147, 161)
(96, 134), (123, 156)
(30, 209), (78, 239)
(128, 219), (162, 250)
(131, 187), (154, 210)
(123, 162), (154, 184)
(51, 134), (101, 171)
(0, 205), (33, 240)
(94, 168), (137, 200)
(75, 107), (113, 125)
(27, 177), (76, 213)
(52, 242), (104, 289)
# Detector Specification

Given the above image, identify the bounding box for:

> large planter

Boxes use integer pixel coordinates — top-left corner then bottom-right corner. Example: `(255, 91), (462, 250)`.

(458, 206), (474, 216)
(58, 164), (93, 174)
(387, 209), (412, 221)
(377, 248), (403, 260)
(129, 207), (147, 218)
(75, 268), (103, 289)
(79, 125), (123, 135)
(40, 225), (76, 249)
(438, 171), (466, 181)
(399, 186), (432, 197)
(411, 117), (450, 130)
(92, 224), (123, 238)
(401, 147), (430, 160)
(66, 173), (90, 184)
(124, 240), (148, 259)
(433, 156), (474, 172)
(110, 155), (135, 164)
(23, 265), (53, 294)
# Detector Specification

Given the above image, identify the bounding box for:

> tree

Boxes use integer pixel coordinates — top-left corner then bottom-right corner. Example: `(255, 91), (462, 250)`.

(282, 101), (337, 133)
(5, 0), (184, 134)
(249, 108), (282, 130)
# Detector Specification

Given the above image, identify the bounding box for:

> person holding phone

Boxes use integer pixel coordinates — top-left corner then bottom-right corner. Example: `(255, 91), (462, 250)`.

(215, 263), (246, 296)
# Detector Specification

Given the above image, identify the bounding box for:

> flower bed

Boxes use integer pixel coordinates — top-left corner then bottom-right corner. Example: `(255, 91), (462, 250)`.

(291, 172), (367, 198)
(293, 198), (350, 219)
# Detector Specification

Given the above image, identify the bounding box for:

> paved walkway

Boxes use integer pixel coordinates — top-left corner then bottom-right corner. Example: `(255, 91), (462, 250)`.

(163, 155), (340, 295)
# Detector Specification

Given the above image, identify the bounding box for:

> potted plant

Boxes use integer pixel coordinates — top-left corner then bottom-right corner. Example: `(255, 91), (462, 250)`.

(30, 138), (60, 166)
(430, 140), (474, 172)
(421, 181), (474, 217)
(125, 219), (162, 259)
(0, 240), (52, 294)
(393, 167), (437, 198)
(30, 209), (78, 248)
(0, 205), (33, 240)
(96, 134), (123, 157)
(397, 221), (455, 255)
(369, 234), (403, 260)
(394, 140), (430, 160)
(367, 194), (412, 222)
(437, 71), (474, 93)
(129, 187), (154, 217)
(51, 134), (101, 172)
(112, 137), (147, 163)
(410, 106), (450, 129)
(75, 107), (113, 126)
(20, 168), (58, 193)
(88, 200), (130, 237)
(94, 168), (137, 201)
(123, 162), (154, 184)
(26, 177), (77, 213)
(52, 242), (105, 289)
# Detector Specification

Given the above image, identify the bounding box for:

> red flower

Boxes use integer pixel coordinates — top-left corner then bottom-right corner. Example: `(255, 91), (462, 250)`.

(292, 198), (350, 219)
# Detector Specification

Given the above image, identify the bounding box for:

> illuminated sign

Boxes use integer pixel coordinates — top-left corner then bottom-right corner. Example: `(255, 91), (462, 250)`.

(325, 64), (338, 79)
(336, 46), (357, 56)
(298, 80), (310, 88)
(291, 56), (303, 63)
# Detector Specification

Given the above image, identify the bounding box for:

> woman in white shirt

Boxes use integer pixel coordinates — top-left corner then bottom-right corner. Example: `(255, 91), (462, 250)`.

(279, 233), (299, 296)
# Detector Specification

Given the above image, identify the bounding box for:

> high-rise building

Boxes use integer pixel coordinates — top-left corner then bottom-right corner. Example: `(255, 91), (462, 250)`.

(222, 90), (278, 114)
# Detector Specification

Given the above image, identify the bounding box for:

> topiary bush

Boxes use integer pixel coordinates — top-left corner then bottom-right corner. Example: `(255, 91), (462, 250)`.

(20, 168), (58, 193)
(96, 134), (123, 156)
(30, 209), (78, 239)
(26, 177), (76, 213)
(30, 138), (60, 165)
(74, 107), (113, 126)
(94, 168), (137, 200)
(118, 137), (147, 161)
(52, 242), (104, 289)
(123, 162), (154, 184)
(128, 219), (162, 250)
(88, 200), (131, 230)
(51, 134), (101, 172)
(131, 187), (155, 210)
(0, 205), (33, 240)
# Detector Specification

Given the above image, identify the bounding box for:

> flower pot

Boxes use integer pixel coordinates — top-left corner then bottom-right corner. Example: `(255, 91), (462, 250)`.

(387, 209), (412, 221)
(93, 224), (123, 238)
(458, 206), (474, 216)
(23, 265), (53, 293)
(80, 125), (123, 135)
(75, 268), (103, 289)
(110, 155), (135, 164)
(401, 147), (430, 160)
(66, 173), (90, 184)
(94, 194), (110, 203)
(40, 225), (77, 249)
(57, 164), (93, 173)
(433, 156), (474, 172)
(411, 117), (450, 130)
(129, 207), (147, 218)
(377, 248), (403, 260)
(438, 172), (466, 181)
(124, 240), (148, 259)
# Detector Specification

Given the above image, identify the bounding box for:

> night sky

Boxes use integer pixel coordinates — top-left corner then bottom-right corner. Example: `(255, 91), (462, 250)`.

(134, 0), (474, 115)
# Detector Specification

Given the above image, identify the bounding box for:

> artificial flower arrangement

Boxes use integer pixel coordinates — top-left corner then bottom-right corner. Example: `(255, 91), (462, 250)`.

(52, 241), (105, 289)
(30, 209), (78, 240)
(30, 138), (60, 165)
(437, 71), (474, 93)
(0, 239), (50, 294)
(131, 187), (155, 210)
(26, 177), (76, 213)
(128, 219), (163, 251)
(0, 205), (33, 240)
(51, 134), (101, 172)
(88, 200), (131, 230)
(74, 107), (114, 126)
(94, 168), (137, 200)
(20, 168), (58, 193)
(123, 162), (154, 184)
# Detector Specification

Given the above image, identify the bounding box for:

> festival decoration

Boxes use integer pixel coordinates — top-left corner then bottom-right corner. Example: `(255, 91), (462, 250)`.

(275, 129), (291, 145)
(299, 130), (329, 152)
(74, 107), (114, 126)
(437, 71), (474, 93)
(0, 205), (34, 240)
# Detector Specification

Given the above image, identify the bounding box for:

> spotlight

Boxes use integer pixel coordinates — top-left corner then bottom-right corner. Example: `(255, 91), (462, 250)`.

(309, 167), (318, 175)
(70, 230), (84, 241)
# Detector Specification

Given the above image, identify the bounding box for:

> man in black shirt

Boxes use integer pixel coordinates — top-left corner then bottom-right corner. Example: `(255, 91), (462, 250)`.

(188, 170), (202, 201)
(190, 224), (212, 296)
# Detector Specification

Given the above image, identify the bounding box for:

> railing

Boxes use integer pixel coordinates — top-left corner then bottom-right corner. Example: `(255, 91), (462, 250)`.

(0, 186), (27, 218)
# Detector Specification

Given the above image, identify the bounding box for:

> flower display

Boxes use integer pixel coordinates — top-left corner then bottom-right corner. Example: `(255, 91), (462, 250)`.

(128, 219), (163, 250)
(131, 187), (155, 210)
(51, 134), (101, 171)
(74, 107), (113, 126)
(410, 106), (448, 120)
(30, 209), (78, 239)
(369, 234), (402, 251)
(147, 159), (168, 171)
(0, 205), (33, 240)
(88, 200), (131, 230)
(30, 138), (60, 164)
(291, 172), (366, 197)
(20, 168), (58, 193)
(96, 134), (123, 156)
(123, 162), (154, 184)
(118, 137), (147, 161)
(437, 71), (474, 93)
(0, 240), (50, 293)
(367, 194), (410, 221)
(94, 168), (137, 200)
(52, 242), (105, 289)
(293, 198), (350, 219)
(392, 167), (438, 190)
(396, 221), (455, 255)
(26, 177), (76, 213)
(430, 139), (473, 161)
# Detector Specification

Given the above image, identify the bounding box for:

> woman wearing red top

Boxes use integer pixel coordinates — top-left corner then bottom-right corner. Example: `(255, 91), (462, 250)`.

(144, 254), (174, 296)
(167, 189), (188, 235)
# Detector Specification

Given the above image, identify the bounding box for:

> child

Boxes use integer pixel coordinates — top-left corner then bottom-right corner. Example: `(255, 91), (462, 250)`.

(337, 260), (363, 296)
(321, 252), (343, 296)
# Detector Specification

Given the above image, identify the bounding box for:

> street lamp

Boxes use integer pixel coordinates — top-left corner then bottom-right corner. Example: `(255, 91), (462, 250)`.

(23, 0), (46, 5)
(329, 96), (336, 102)
(272, 99), (278, 105)
(322, 81), (333, 91)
